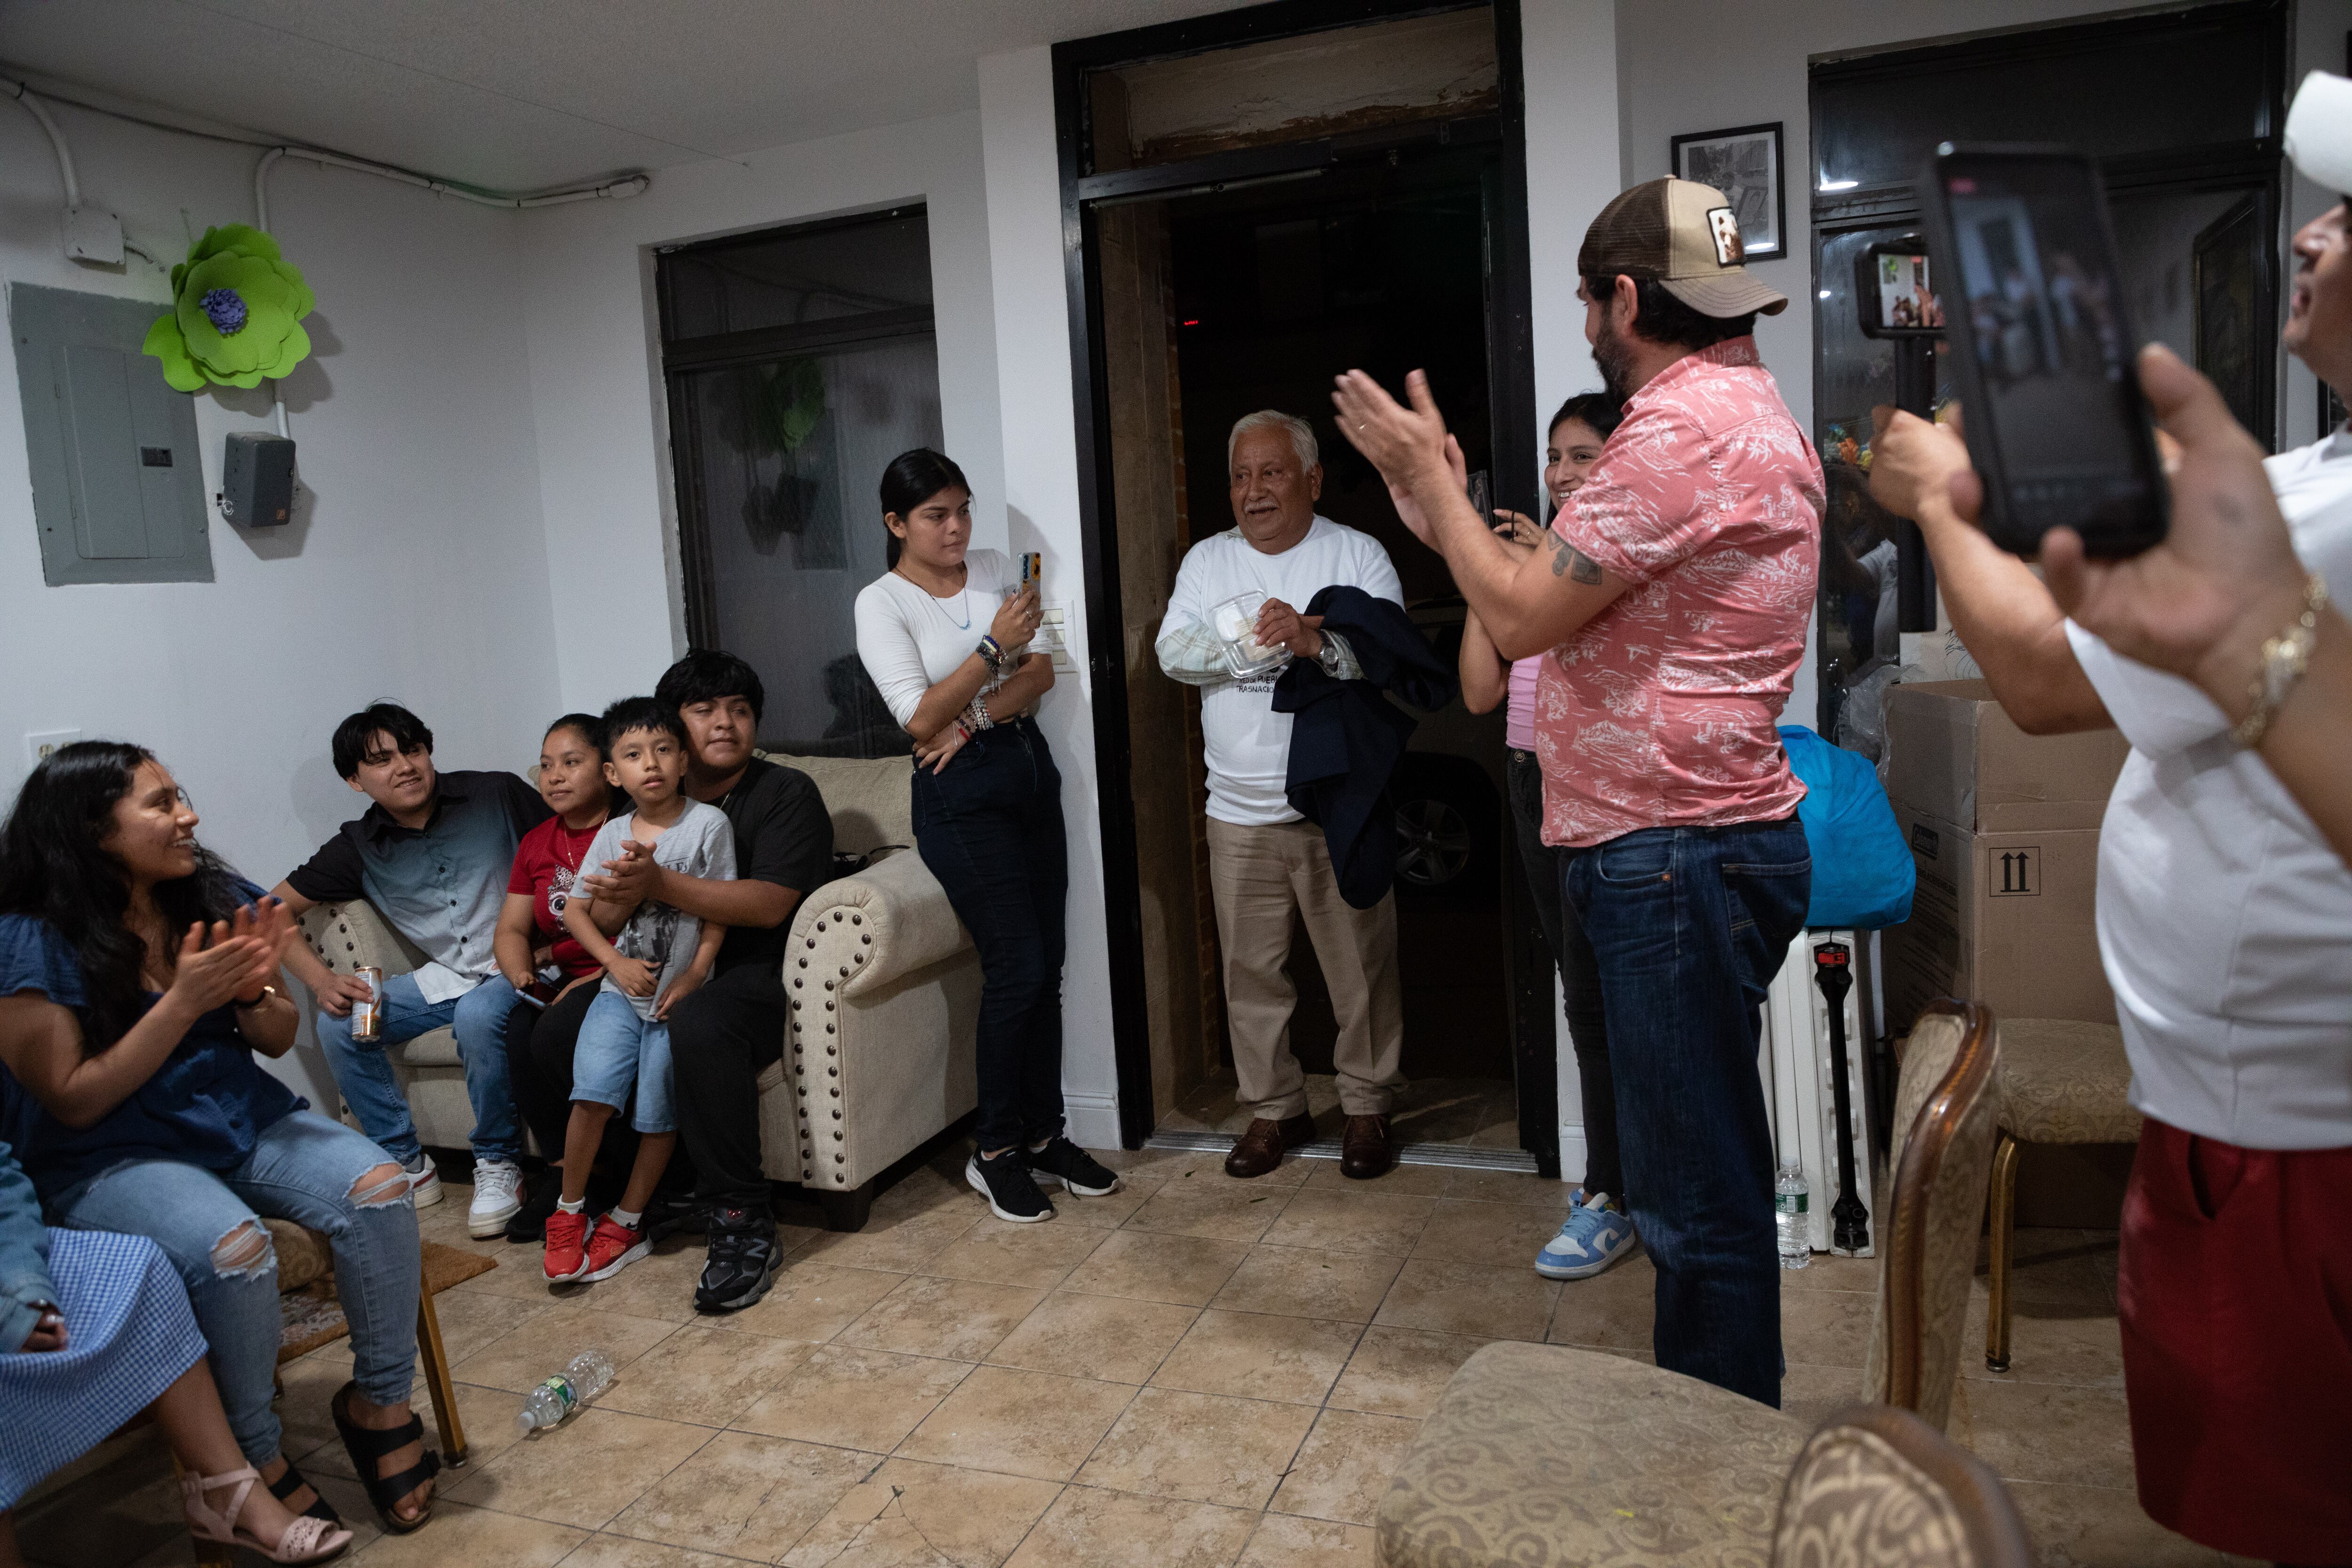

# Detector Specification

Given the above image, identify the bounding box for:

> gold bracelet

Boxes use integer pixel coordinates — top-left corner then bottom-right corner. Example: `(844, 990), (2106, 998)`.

(2231, 573), (2329, 750)
(234, 984), (280, 1008)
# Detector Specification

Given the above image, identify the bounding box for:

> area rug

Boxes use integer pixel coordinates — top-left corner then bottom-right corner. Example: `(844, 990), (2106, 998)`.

(277, 1242), (497, 1361)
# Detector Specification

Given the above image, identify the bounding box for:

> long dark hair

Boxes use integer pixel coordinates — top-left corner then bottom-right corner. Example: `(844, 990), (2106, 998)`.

(1549, 391), (1623, 445)
(879, 448), (970, 570)
(0, 741), (246, 1053)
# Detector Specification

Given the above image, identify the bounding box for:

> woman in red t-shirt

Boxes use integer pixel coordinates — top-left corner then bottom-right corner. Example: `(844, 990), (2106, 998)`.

(495, 716), (611, 1002)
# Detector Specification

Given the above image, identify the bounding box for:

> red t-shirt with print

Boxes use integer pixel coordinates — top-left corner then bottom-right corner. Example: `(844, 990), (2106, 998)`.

(506, 815), (605, 981)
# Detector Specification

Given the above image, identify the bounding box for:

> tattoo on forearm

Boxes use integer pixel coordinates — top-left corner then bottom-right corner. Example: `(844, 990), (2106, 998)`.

(1547, 533), (1604, 583)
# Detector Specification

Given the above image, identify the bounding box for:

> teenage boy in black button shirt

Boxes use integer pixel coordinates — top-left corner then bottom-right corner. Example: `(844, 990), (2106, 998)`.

(510, 653), (832, 1312)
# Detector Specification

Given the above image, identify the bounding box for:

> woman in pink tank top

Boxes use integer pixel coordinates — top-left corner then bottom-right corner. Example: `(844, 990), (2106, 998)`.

(1458, 393), (1636, 1280)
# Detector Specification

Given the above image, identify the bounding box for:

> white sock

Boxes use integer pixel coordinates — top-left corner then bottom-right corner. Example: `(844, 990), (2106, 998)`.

(609, 1206), (643, 1231)
(556, 1197), (584, 1215)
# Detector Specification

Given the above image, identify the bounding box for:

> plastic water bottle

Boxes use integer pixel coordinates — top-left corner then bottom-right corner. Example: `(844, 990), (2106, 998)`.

(1775, 1163), (1811, 1270)
(513, 1350), (614, 1436)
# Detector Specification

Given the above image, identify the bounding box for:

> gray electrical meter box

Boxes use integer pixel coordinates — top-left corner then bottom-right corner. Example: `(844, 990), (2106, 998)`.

(221, 431), (296, 526)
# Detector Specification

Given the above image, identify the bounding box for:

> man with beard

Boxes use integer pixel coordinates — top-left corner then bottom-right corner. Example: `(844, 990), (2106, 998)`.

(1333, 176), (1824, 1404)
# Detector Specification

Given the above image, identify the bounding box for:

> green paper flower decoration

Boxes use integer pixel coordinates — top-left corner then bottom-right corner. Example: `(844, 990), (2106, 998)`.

(142, 225), (316, 392)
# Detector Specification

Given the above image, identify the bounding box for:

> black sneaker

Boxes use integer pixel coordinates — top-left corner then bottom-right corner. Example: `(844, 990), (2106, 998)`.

(966, 1151), (1055, 1223)
(504, 1168), (563, 1243)
(1024, 1136), (1121, 1198)
(694, 1207), (782, 1313)
(644, 1189), (706, 1242)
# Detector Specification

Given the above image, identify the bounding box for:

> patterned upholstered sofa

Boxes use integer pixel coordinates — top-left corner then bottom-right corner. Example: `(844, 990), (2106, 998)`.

(296, 749), (979, 1231)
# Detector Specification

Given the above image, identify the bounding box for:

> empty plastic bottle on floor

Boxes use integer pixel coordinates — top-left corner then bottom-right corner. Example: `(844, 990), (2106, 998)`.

(513, 1349), (613, 1436)
(1775, 1162), (1811, 1270)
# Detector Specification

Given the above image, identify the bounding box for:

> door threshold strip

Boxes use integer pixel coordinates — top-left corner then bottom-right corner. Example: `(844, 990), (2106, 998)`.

(1143, 1130), (1539, 1174)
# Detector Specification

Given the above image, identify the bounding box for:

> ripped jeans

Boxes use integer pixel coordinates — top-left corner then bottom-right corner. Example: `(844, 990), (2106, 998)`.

(47, 1109), (420, 1464)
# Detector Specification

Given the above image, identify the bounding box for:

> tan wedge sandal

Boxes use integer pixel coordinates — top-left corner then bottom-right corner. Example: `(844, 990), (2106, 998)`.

(181, 1465), (354, 1564)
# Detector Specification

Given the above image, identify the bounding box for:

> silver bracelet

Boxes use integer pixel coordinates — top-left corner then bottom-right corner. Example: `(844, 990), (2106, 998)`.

(965, 694), (996, 732)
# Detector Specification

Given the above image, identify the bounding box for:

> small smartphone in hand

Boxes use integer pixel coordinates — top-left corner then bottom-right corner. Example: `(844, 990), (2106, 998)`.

(1019, 551), (1041, 592)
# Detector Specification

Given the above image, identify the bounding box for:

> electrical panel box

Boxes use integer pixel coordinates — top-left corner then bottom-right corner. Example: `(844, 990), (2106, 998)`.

(222, 432), (296, 526)
(9, 282), (213, 585)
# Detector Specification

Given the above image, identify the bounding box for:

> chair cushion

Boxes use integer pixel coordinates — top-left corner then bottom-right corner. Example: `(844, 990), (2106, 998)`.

(1994, 1019), (2142, 1144)
(762, 750), (913, 854)
(1375, 1341), (1807, 1567)
(261, 1217), (333, 1292)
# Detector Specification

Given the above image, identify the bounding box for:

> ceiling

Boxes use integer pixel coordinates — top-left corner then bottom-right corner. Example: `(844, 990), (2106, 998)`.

(0, 0), (1259, 192)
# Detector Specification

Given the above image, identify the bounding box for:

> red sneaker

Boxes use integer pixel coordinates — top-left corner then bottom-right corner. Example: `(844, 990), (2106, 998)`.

(581, 1215), (649, 1282)
(544, 1210), (591, 1283)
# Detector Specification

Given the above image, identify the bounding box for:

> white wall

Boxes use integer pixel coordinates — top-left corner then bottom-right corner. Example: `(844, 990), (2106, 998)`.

(0, 99), (560, 1103)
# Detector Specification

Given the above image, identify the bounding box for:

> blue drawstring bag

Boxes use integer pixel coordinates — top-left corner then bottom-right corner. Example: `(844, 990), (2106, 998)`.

(1779, 724), (1915, 930)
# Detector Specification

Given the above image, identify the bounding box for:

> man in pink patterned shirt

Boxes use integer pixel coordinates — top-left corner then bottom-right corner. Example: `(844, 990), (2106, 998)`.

(1336, 177), (1822, 1407)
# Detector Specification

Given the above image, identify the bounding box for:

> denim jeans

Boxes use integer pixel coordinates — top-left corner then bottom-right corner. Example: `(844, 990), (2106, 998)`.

(1564, 815), (1810, 1406)
(573, 989), (675, 1134)
(48, 1109), (420, 1464)
(1505, 748), (1621, 1200)
(316, 971), (523, 1164)
(912, 717), (1068, 1153)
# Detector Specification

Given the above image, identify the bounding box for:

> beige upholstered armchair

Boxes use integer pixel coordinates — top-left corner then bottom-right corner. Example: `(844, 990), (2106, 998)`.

(297, 748), (979, 1234)
(1374, 1001), (2002, 1567)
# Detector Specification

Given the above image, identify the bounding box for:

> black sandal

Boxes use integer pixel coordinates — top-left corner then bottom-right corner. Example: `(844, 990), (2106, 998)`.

(329, 1381), (440, 1535)
(266, 1457), (344, 1526)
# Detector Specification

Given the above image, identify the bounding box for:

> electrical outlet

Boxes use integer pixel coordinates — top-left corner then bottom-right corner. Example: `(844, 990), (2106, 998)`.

(25, 730), (80, 767)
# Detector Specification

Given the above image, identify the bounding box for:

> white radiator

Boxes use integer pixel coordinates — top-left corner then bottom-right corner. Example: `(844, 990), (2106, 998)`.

(1761, 930), (1877, 1256)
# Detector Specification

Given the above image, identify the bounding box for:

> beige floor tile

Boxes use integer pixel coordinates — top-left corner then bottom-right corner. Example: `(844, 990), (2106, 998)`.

(838, 1274), (1049, 1361)
(420, 1281), (558, 1361)
(780, 1457), (1063, 1568)
(345, 1499), (587, 1566)
(1149, 1310), (1361, 1406)
(1208, 1246), (1400, 1323)
(722, 1259), (908, 1342)
(2006, 1480), (2229, 1567)
(1044, 1175), (1166, 1230)
(555, 1535), (751, 1568)
(801, 1206), (985, 1273)
(922, 1220), (1110, 1289)
(1001, 1484), (1258, 1568)
(1442, 1169), (1575, 1210)
(1543, 1250), (1655, 1351)
(1268, 1408), (1421, 1526)
(1327, 1326), (1494, 1419)
(1974, 1227), (2120, 1307)
(1061, 1230), (1250, 1307)
(1780, 1361), (1867, 1432)
(597, 1323), (819, 1426)
(867, 1163), (979, 1225)
(1407, 1199), (1566, 1265)
(1234, 1513), (1378, 1568)
(445, 1406), (712, 1528)
(988, 1290), (1199, 1385)
(1777, 1250), (1879, 1293)
(1374, 1258), (1559, 1340)
(1122, 1182), (1294, 1245)
(1302, 1158), (1449, 1198)
(898, 1365), (1138, 1482)
(1074, 1387), (1317, 1510)
(286, 1365), (527, 1484)
(1965, 1284), (2126, 1389)
(559, 1237), (715, 1325)
(735, 1345), (974, 1453)
(608, 1429), (877, 1560)
(1258, 1190), (1436, 1256)
(1779, 1288), (1877, 1370)
(1151, 1151), (1316, 1189)
(450, 1250), (572, 1302)
(1962, 1381), (2138, 1489)
(449, 1301), (682, 1395)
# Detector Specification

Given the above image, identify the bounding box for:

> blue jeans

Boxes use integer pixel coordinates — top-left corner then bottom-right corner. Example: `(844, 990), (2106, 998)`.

(912, 717), (1068, 1153)
(316, 972), (524, 1164)
(1564, 815), (1810, 1407)
(48, 1109), (420, 1464)
(573, 989), (675, 1134)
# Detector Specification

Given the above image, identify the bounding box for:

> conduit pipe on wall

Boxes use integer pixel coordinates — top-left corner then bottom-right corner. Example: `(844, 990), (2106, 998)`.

(4, 77), (79, 205)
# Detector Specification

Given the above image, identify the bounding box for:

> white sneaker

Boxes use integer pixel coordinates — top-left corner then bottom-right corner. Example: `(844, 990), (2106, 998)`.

(404, 1154), (444, 1209)
(468, 1158), (524, 1238)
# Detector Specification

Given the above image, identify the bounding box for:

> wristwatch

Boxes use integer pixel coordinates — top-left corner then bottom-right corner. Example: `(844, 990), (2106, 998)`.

(1314, 635), (1345, 673)
(234, 984), (279, 1008)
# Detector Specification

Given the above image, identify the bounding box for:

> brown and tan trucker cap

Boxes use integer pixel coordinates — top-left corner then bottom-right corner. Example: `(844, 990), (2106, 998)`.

(1577, 176), (1787, 318)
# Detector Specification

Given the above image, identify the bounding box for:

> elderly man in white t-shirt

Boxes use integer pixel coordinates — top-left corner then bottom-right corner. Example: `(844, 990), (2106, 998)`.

(1864, 99), (2352, 1555)
(1157, 411), (1408, 1181)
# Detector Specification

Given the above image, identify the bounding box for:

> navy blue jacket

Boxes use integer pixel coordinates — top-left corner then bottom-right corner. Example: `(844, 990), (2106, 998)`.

(1273, 586), (1457, 908)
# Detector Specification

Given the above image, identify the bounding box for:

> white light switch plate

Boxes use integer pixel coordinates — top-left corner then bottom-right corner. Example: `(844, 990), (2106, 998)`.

(25, 730), (79, 767)
(1039, 602), (1074, 671)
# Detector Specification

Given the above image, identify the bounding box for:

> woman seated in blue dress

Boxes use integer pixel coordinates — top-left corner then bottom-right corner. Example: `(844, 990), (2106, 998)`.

(0, 742), (437, 1536)
(0, 1137), (350, 1564)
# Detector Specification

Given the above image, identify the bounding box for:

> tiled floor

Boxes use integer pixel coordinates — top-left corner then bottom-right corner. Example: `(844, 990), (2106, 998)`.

(22, 1150), (2247, 1567)
(1161, 1074), (1521, 1148)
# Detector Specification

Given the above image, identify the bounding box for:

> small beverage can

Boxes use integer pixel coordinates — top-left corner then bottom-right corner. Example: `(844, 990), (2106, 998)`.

(350, 965), (385, 1043)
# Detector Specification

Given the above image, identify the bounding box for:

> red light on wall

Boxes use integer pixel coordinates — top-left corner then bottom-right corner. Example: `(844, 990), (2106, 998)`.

(1182, 318), (1201, 326)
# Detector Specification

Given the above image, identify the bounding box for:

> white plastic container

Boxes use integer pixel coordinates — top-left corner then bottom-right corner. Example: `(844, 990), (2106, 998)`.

(1774, 1163), (1811, 1270)
(1208, 592), (1290, 680)
(513, 1348), (614, 1435)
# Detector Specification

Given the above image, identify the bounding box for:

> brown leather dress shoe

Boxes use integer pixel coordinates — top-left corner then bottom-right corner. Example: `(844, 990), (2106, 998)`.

(1224, 1114), (1317, 1178)
(1340, 1114), (1394, 1180)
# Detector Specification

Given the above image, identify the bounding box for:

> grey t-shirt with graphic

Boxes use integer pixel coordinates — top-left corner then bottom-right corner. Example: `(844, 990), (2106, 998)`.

(579, 800), (736, 1019)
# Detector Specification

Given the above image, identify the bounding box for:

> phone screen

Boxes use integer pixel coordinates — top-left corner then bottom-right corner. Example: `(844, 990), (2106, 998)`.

(1858, 248), (1942, 335)
(1925, 150), (2165, 555)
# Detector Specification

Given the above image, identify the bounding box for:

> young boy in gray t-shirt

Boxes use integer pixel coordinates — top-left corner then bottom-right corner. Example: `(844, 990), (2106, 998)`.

(549, 697), (735, 1284)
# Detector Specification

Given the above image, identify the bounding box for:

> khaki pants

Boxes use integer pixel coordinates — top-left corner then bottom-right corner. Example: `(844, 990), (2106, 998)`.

(1206, 816), (1405, 1121)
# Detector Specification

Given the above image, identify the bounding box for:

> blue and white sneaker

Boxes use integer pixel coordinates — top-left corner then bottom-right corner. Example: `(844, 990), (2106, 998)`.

(1534, 1192), (1637, 1280)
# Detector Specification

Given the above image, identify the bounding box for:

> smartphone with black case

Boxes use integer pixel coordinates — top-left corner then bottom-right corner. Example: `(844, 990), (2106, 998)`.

(1916, 143), (2168, 557)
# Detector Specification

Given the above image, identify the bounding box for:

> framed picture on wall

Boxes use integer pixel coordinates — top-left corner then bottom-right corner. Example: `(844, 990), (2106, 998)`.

(1670, 122), (1786, 261)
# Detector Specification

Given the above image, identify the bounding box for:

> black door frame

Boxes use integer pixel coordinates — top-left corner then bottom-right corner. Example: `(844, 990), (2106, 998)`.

(1051, 0), (1538, 1149)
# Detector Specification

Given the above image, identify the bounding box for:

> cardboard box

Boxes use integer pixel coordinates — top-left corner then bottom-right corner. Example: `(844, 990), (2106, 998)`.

(1880, 682), (2129, 1033)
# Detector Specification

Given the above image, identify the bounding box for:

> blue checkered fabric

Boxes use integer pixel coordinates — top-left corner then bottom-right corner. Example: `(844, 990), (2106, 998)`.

(0, 1228), (205, 1507)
